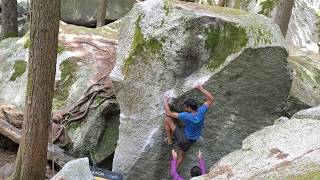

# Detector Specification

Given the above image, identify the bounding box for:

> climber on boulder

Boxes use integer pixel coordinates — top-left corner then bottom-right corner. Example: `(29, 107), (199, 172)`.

(163, 84), (214, 168)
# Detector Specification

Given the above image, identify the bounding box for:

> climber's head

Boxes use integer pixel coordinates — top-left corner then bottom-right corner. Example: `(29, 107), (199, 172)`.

(184, 99), (197, 112)
(190, 165), (201, 177)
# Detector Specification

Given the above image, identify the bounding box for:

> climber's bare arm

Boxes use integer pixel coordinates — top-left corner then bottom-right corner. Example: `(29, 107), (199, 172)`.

(163, 96), (179, 119)
(196, 84), (214, 107)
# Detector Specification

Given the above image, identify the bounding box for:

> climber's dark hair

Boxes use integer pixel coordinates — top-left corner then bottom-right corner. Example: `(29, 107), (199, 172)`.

(190, 165), (201, 177)
(184, 99), (197, 111)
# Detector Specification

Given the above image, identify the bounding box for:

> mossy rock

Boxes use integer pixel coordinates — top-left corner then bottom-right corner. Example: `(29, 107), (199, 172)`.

(286, 172), (320, 180)
(122, 14), (163, 76)
(110, 0), (289, 179)
(259, 0), (279, 16)
(52, 57), (78, 110)
(205, 22), (248, 70)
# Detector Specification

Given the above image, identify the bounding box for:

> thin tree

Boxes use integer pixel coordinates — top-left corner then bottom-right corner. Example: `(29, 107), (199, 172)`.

(274, 0), (295, 37)
(9, 0), (60, 179)
(1, 0), (18, 40)
(217, 0), (225, 7)
(96, 0), (107, 27)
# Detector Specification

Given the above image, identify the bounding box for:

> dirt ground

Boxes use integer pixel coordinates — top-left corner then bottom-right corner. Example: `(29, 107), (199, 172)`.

(0, 149), (56, 180)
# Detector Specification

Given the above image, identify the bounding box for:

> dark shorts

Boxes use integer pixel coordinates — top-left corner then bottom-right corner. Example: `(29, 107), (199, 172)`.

(173, 127), (196, 152)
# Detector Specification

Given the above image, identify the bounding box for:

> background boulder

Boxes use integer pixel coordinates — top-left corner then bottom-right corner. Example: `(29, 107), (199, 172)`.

(194, 106), (320, 179)
(0, 22), (120, 165)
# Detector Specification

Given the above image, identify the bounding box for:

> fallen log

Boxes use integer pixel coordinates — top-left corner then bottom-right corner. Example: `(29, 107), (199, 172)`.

(0, 118), (74, 168)
(0, 105), (23, 128)
(0, 118), (21, 144)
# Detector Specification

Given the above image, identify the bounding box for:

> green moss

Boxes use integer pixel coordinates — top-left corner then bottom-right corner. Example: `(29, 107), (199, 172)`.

(10, 60), (27, 81)
(205, 22), (248, 70)
(259, 0), (278, 16)
(246, 22), (273, 46)
(3, 32), (17, 39)
(23, 38), (30, 49)
(57, 43), (66, 54)
(286, 172), (320, 180)
(52, 58), (77, 110)
(122, 15), (163, 76)
(164, 0), (170, 16)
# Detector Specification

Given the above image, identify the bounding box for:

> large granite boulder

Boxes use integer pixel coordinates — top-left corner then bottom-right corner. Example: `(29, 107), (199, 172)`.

(60, 0), (135, 26)
(240, 0), (320, 52)
(289, 49), (320, 107)
(194, 106), (320, 179)
(51, 158), (94, 180)
(0, 22), (119, 164)
(110, 0), (291, 179)
(2, 0), (133, 27)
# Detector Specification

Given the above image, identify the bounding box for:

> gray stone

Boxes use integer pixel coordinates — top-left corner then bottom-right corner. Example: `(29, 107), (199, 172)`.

(60, 0), (135, 26)
(110, 0), (291, 179)
(193, 107), (320, 179)
(51, 158), (94, 180)
(68, 99), (119, 164)
(289, 53), (320, 106)
(2, 0), (133, 27)
(292, 106), (320, 120)
(240, 0), (320, 52)
(273, 116), (289, 125)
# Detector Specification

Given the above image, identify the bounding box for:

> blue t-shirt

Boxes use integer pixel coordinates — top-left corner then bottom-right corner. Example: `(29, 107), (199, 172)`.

(178, 104), (208, 140)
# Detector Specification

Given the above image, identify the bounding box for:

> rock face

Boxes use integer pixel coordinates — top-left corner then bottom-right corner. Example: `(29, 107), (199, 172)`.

(288, 48), (320, 107)
(51, 158), (94, 180)
(60, 0), (135, 26)
(241, 0), (320, 52)
(110, 0), (291, 179)
(0, 22), (119, 164)
(194, 106), (320, 179)
(2, 0), (133, 27)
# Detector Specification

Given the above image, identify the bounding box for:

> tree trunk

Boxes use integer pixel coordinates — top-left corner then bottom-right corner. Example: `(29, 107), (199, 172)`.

(274, 0), (295, 37)
(217, 0), (225, 7)
(9, 0), (60, 179)
(1, 0), (18, 39)
(96, 0), (107, 27)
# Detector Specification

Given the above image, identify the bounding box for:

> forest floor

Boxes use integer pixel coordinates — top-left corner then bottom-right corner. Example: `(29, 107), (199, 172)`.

(0, 149), (56, 179)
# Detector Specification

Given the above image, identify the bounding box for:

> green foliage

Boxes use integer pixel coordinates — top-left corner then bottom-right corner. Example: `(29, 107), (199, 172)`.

(259, 0), (278, 16)
(205, 22), (248, 70)
(122, 15), (163, 76)
(10, 60), (27, 81)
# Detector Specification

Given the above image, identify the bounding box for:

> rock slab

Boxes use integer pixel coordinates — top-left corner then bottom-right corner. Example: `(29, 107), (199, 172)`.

(110, 0), (291, 179)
